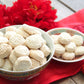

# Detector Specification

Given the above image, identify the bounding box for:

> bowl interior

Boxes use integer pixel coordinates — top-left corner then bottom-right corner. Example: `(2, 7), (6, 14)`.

(0, 25), (55, 73)
(47, 27), (84, 63)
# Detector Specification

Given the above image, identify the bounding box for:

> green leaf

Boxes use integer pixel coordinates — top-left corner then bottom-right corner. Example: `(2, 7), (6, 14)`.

(52, 7), (55, 9)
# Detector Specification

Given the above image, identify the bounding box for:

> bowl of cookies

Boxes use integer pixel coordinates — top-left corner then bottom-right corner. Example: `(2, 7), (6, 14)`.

(0, 24), (55, 80)
(47, 27), (84, 63)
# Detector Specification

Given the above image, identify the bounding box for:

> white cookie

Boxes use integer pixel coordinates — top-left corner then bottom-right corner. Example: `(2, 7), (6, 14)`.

(51, 35), (59, 44)
(6, 26), (16, 32)
(62, 52), (75, 60)
(59, 32), (72, 45)
(2, 59), (13, 71)
(54, 44), (65, 54)
(9, 34), (25, 48)
(0, 37), (8, 44)
(72, 35), (83, 46)
(14, 45), (29, 57)
(0, 44), (12, 58)
(0, 58), (5, 68)
(25, 35), (42, 49)
(29, 50), (44, 62)
(0, 32), (3, 37)
(40, 44), (51, 57)
(40, 57), (47, 65)
(39, 36), (46, 45)
(13, 56), (32, 71)
(16, 29), (29, 38)
(75, 46), (84, 56)
(31, 58), (40, 69)
(9, 50), (17, 64)
(54, 53), (61, 58)
(5, 31), (16, 39)
(65, 42), (76, 52)
(23, 24), (41, 35)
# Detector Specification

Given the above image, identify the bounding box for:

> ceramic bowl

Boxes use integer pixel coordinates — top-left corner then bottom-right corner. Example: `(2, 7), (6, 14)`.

(47, 27), (84, 63)
(0, 25), (55, 80)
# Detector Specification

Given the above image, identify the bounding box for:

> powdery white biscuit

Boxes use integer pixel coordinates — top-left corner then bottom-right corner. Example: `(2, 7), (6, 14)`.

(6, 26), (16, 32)
(25, 35), (42, 49)
(23, 24), (41, 35)
(75, 46), (84, 56)
(9, 50), (17, 64)
(59, 32), (72, 45)
(0, 32), (3, 37)
(2, 59), (13, 71)
(62, 52), (75, 60)
(40, 44), (51, 57)
(39, 36), (46, 45)
(72, 35), (83, 46)
(0, 44), (12, 59)
(0, 37), (8, 44)
(14, 45), (29, 57)
(30, 58), (40, 69)
(65, 42), (76, 52)
(54, 53), (61, 58)
(0, 58), (5, 68)
(51, 35), (59, 44)
(40, 57), (47, 65)
(9, 34), (25, 48)
(16, 29), (29, 38)
(54, 44), (65, 54)
(13, 56), (32, 71)
(5, 31), (16, 39)
(29, 50), (44, 62)
(18, 26), (23, 30)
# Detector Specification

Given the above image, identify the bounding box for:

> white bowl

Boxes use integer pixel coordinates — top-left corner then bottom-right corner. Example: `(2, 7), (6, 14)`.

(47, 27), (84, 63)
(0, 25), (55, 80)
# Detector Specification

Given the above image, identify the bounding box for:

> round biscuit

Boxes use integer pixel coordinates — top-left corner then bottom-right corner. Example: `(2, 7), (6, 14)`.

(23, 24), (41, 35)
(30, 58), (40, 69)
(9, 50), (17, 64)
(9, 34), (25, 48)
(25, 35), (42, 49)
(2, 59), (13, 71)
(62, 52), (75, 60)
(13, 56), (32, 71)
(16, 29), (29, 38)
(5, 31), (16, 39)
(0, 32), (3, 37)
(14, 45), (29, 57)
(0, 58), (5, 68)
(0, 44), (12, 58)
(6, 26), (16, 32)
(40, 44), (51, 57)
(0, 37), (8, 44)
(29, 50), (44, 62)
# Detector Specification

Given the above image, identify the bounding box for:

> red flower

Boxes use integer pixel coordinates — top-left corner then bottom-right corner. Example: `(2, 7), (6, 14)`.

(0, 5), (10, 28)
(7, 0), (57, 31)
(0, 0), (57, 31)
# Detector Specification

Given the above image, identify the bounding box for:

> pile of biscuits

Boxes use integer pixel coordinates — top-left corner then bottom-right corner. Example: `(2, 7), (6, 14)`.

(51, 32), (84, 60)
(0, 24), (51, 71)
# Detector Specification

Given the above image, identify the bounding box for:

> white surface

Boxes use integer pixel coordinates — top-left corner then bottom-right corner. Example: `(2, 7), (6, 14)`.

(59, 0), (84, 11)
(51, 0), (73, 21)
(0, 0), (17, 6)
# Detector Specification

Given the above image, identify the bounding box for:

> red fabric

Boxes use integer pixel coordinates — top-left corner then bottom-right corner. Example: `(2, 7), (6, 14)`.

(57, 9), (84, 33)
(0, 9), (84, 84)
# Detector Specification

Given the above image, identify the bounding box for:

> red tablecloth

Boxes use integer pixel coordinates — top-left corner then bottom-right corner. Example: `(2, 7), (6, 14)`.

(0, 9), (84, 84)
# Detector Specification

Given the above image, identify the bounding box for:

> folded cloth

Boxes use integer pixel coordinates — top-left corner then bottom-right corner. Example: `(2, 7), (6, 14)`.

(0, 9), (84, 84)
(57, 9), (84, 33)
